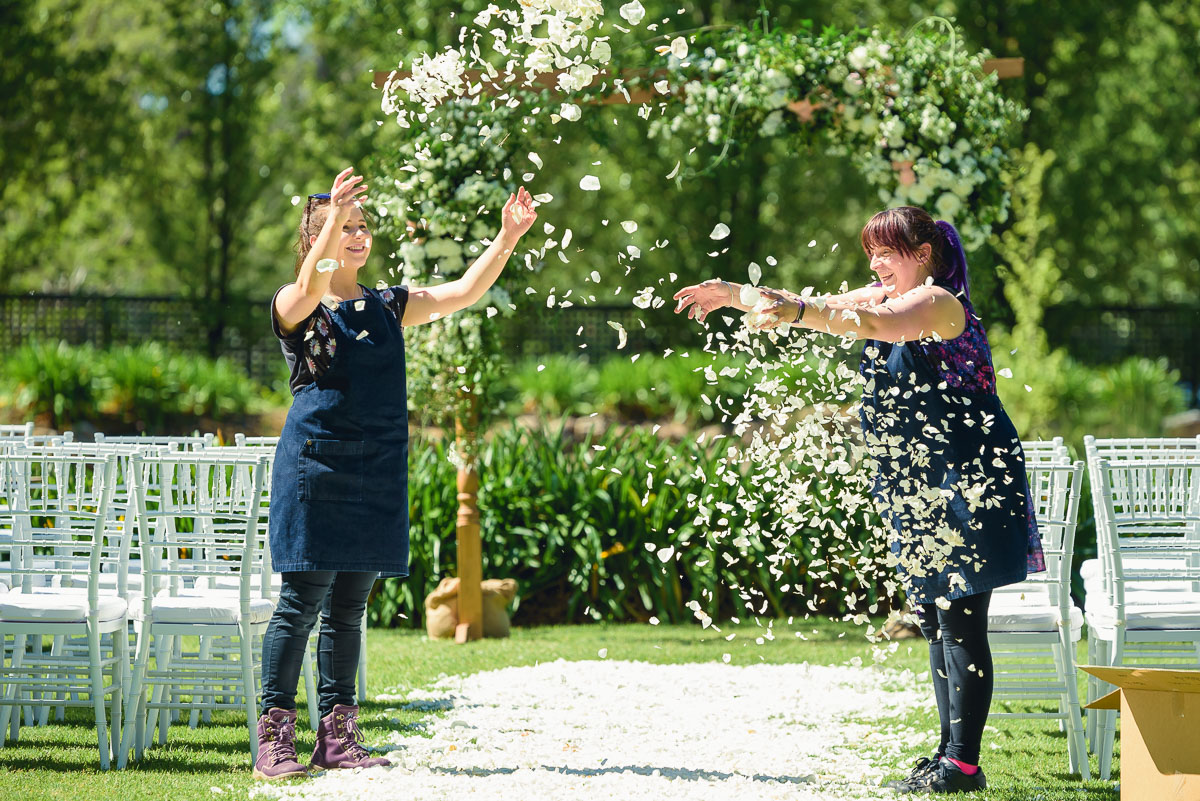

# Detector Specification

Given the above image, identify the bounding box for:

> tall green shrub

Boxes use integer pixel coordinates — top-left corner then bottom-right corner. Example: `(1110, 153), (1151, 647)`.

(370, 423), (885, 628)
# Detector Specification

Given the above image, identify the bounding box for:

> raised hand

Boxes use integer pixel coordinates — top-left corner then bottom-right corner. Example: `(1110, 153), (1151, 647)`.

(673, 279), (733, 323)
(500, 187), (537, 240)
(330, 167), (369, 221)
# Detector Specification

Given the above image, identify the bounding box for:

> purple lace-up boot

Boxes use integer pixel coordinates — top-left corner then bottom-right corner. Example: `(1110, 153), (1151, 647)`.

(252, 708), (309, 781)
(309, 704), (391, 771)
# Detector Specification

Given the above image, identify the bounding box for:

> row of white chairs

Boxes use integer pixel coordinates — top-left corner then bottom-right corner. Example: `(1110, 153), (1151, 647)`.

(993, 435), (1200, 781)
(0, 431), (370, 769)
(1080, 437), (1200, 781)
(2, 427), (1197, 776)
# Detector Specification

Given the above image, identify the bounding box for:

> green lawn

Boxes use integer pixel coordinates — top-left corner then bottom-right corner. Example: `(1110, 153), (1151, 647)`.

(0, 621), (1120, 801)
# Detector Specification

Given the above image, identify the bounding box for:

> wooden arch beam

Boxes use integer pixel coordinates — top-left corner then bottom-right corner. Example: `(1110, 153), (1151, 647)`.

(372, 58), (1023, 105)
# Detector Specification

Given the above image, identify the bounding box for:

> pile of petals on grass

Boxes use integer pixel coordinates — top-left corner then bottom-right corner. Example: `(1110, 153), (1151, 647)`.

(250, 660), (930, 801)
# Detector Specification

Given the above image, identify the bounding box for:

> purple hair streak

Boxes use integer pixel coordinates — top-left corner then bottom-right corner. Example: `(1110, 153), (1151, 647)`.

(935, 220), (971, 302)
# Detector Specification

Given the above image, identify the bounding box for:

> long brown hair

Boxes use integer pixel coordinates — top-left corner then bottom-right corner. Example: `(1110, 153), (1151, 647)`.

(859, 206), (952, 282)
(293, 196), (377, 276)
(294, 196), (331, 276)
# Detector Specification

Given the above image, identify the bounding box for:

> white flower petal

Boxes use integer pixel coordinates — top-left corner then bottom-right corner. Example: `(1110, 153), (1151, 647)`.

(619, 1), (646, 25)
(607, 320), (628, 349)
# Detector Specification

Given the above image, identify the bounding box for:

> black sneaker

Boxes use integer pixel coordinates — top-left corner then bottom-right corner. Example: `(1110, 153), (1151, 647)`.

(883, 755), (941, 791)
(894, 757), (986, 794)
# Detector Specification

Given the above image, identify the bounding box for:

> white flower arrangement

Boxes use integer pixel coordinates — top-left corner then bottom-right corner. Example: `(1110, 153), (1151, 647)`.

(373, 17), (1024, 458)
(647, 24), (1026, 248)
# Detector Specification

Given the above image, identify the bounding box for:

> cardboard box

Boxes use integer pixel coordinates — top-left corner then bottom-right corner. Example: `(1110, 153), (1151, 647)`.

(1081, 665), (1200, 800)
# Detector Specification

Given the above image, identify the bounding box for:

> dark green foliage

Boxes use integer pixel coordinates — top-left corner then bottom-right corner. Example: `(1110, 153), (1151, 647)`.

(371, 423), (889, 629)
(1, 341), (101, 430)
(0, 341), (269, 432)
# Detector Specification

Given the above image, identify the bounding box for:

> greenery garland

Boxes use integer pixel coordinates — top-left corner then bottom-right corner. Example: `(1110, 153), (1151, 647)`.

(648, 23), (1028, 249)
(371, 100), (551, 459)
(371, 20), (1027, 462)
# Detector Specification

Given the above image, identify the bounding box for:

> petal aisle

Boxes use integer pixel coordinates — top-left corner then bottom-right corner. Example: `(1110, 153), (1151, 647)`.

(250, 661), (929, 801)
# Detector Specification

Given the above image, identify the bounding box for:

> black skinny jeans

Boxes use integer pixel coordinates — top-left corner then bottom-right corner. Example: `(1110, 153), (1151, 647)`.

(260, 571), (377, 719)
(916, 590), (993, 765)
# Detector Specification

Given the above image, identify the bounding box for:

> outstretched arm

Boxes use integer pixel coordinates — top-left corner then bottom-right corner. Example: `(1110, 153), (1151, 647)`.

(672, 280), (888, 324)
(402, 187), (537, 326)
(756, 284), (965, 343)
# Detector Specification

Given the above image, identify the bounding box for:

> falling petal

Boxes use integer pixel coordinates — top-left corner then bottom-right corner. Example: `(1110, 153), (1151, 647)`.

(748, 262), (762, 286)
(619, 1), (645, 25)
(608, 320), (628, 349)
(580, 175), (601, 191)
(710, 223), (730, 240)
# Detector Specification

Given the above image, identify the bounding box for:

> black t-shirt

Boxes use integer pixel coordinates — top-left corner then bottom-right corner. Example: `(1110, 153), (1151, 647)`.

(270, 283), (409, 395)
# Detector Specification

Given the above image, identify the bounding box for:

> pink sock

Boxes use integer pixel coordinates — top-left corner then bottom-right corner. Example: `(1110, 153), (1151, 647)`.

(946, 756), (979, 775)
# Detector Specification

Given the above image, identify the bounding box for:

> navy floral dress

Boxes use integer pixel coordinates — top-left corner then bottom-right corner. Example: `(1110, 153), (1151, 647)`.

(859, 283), (1045, 603)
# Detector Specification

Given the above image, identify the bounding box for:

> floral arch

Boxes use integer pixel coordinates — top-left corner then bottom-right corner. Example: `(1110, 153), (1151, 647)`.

(369, 17), (1027, 638)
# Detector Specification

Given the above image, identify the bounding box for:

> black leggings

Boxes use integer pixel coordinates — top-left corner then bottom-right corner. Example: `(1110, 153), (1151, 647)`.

(260, 571), (377, 719)
(916, 590), (993, 765)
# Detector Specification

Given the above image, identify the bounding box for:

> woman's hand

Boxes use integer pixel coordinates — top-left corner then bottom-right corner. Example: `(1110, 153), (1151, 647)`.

(329, 167), (369, 223)
(672, 280), (734, 323)
(749, 287), (802, 331)
(499, 187), (537, 242)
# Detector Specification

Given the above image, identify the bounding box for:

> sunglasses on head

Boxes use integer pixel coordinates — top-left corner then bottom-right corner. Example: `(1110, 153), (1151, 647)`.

(308, 192), (331, 200)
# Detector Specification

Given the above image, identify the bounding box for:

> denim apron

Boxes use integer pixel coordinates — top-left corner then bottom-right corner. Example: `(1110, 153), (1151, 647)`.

(858, 293), (1038, 603)
(269, 285), (410, 577)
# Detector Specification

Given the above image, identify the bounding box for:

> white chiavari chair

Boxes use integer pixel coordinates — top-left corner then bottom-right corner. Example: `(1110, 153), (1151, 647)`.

(118, 451), (271, 767)
(987, 461), (1089, 778)
(0, 452), (126, 768)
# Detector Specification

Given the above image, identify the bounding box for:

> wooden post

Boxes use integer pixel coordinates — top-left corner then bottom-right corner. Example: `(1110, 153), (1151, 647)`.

(454, 390), (484, 642)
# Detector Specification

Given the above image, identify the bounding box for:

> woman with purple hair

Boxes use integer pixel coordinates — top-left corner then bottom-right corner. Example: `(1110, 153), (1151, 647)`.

(674, 207), (1043, 795)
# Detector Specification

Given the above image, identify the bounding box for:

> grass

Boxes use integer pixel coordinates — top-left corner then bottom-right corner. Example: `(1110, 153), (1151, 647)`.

(0, 620), (1120, 801)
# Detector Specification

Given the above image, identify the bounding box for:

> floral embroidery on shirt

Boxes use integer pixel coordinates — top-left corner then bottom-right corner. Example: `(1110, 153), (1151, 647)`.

(917, 293), (1046, 575)
(918, 298), (996, 395)
(299, 306), (335, 380)
(380, 286), (406, 324)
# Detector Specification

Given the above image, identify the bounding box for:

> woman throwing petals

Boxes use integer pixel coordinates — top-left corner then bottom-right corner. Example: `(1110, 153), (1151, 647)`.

(255, 168), (537, 781)
(674, 207), (1043, 796)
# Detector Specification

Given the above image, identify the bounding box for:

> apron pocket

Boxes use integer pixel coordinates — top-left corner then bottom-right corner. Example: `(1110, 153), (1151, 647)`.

(298, 439), (364, 502)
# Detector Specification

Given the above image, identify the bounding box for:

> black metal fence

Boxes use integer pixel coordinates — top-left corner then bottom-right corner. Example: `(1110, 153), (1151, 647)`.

(1, 293), (1197, 403)
(1043, 303), (1200, 401)
(0, 293), (279, 383)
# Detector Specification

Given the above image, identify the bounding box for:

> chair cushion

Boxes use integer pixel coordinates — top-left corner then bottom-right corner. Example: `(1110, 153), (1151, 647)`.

(1084, 589), (1200, 631)
(1081, 557), (1196, 583)
(0, 590), (128, 623)
(1080, 557), (1198, 598)
(204, 574), (282, 594)
(59, 572), (144, 597)
(988, 591), (1084, 635)
(130, 590), (275, 625)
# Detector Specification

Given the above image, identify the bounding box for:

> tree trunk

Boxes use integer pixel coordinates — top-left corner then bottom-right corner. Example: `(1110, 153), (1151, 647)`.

(454, 389), (484, 642)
